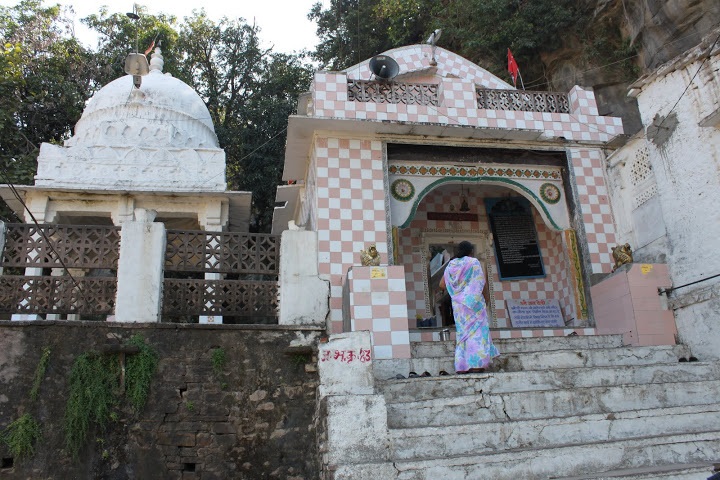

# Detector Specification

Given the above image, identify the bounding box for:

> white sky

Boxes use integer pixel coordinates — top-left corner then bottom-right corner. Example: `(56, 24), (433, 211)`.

(0, 0), (328, 54)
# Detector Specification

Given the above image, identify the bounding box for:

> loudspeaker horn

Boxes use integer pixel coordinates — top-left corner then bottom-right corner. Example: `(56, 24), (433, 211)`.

(369, 55), (399, 81)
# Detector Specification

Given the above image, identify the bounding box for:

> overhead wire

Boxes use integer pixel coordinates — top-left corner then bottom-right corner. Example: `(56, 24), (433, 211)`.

(656, 28), (720, 129)
(522, 23), (720, 91)
(0, 163), (88, 305)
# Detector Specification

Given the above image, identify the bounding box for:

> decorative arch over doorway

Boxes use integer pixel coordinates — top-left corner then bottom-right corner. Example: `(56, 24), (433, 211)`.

(389, 167), (570, 232)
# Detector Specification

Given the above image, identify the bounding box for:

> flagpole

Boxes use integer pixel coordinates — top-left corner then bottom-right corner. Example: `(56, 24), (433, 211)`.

(518, 71), (525, 90)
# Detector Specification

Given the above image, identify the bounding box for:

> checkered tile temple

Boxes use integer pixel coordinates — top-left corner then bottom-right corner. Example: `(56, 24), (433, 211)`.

(302, 45), (620, 357)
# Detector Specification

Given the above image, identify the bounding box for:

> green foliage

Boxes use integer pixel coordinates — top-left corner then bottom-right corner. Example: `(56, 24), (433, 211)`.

(64, 336), (159, 459)
(309, 0), (397, 70)
(29, 347), (51, 402)
(176, 13), (312, 231)
(185, 401), (195, 411)
(2, 413), (42, 460)
(211, 348), (227, 377)
(291, 353), (311, 370)
(311, 0), (609, 89)
(124, 335), (159, 412)
(82, 5), (180, 86)
(64, 352), (119, 459)
(0, 0), (96, 192)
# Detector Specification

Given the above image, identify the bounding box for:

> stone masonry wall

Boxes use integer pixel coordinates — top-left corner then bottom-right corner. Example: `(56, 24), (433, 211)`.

(0, 322), (321, 480)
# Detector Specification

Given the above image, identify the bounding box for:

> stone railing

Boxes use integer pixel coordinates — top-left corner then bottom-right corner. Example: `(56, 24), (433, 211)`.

(0, 223), (119, 317)
(164, 230), (279, 274)
(163, 230), (281, 320)
(1, 223), (121, 269)
(476, 88), (570, 113)
(0, 224), (281, 321)
(347, 80), (439, 106)
(0, 275), (116, 316)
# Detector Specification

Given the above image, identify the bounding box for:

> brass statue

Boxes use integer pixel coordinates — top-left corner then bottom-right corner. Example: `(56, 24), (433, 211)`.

(611, 243), (633, 271)
(360, 244), (381, 266)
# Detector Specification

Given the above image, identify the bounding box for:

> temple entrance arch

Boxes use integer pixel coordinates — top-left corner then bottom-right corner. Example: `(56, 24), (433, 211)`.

(393, 178), (584, 329)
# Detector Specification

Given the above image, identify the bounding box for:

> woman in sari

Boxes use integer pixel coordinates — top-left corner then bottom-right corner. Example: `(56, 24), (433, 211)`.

(439, 241), (499, 373)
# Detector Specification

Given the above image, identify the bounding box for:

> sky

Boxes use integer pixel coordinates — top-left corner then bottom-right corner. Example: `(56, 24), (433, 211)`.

(0, 0), (329, 54)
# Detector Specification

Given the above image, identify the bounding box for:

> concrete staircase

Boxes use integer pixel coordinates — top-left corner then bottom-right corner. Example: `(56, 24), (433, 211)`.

(374, 334), (720, 479)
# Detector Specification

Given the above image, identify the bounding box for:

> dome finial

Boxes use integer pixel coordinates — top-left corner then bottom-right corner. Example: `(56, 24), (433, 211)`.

(150, 41), (164, 73)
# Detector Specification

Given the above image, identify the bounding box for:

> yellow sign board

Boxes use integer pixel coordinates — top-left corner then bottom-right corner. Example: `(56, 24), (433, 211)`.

(370, 267), (387, 279)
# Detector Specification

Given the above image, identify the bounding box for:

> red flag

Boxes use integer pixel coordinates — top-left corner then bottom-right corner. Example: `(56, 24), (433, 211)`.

(144, 40), (155, 56)
(507, 48), (520, 88)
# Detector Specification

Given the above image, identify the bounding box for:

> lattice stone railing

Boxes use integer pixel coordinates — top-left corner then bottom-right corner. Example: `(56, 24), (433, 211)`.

(0, 276), (116, 315)
(2, 223), (121, 269)
(165, 230), (279, 274)
(347, 80), (439, 106)
(476, 88), (570, 113)
(162, 279), (278, 317)
(163, 230), (280, 319)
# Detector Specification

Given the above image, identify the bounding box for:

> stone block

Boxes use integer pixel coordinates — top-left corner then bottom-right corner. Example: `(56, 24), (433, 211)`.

(211, 423), (236, 435)
(158, 432), (197, 447)
(318, 331), (374, 397)
(323, 395), (391, 466)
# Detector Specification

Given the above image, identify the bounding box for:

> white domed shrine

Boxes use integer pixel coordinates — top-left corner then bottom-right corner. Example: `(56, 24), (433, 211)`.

(36, 47), (226, 192)
(2, 46), (250, 231)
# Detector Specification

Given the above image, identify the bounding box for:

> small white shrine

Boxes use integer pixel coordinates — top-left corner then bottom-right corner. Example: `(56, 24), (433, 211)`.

(0, 47), (253, 323)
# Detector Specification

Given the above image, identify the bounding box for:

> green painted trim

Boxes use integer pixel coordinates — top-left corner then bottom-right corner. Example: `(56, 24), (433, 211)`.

(397, 177), (562, 230)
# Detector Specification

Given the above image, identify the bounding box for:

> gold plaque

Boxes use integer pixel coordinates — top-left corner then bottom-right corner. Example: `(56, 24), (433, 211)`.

(641, 264), (653, 275)
(370, 267), (387, 279)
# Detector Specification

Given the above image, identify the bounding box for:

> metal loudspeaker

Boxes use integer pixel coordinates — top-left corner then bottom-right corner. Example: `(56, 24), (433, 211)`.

(369, 55), (399, 81)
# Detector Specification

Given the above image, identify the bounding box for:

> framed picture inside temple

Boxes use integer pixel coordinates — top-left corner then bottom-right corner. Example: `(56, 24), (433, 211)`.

(484, 197), (546, 280)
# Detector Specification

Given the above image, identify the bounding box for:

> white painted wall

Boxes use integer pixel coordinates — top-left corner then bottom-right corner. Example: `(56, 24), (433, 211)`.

(610, 31), (720, 359)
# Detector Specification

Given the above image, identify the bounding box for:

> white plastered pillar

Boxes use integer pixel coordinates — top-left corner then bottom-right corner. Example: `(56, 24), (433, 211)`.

(279, 229), (329, 325)
(113, 208), (166, 322)
(13, 194), (52, 321)
(199, 202), (225, 324)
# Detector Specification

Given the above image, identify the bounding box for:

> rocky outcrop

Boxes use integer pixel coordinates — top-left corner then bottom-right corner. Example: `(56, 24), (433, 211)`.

(543, 0), (720, 136)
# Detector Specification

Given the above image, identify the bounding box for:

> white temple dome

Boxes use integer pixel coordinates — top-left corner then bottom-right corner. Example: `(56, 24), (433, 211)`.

(67, 47), (218, 149)
(35, 46), (228, 192)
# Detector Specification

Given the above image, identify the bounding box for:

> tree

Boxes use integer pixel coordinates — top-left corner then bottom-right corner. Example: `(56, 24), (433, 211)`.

(311, 0), (588, 87)
(231, 52), (312, 231)
(175, 12), (312, 232)
(82, 5), (179, 87)
(309, 0), (396, 70)
(0, 0), (96, 198)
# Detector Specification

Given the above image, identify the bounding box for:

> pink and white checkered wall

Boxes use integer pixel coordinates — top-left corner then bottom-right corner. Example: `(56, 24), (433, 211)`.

(568, 147), (617, 274)
(314, 137), (388, 334)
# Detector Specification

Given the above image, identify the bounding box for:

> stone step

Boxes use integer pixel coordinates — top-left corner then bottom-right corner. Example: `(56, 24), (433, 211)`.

(390, 403), (720, 460)
(386, 378), (720, 428)
(496, 344), (691, 371)
(402, 343), (692, 376)
(412, 333), (625, 358)
(378, 362), (720, 403)
(391, 430), (720, 480)
(552, 462), (716, 479)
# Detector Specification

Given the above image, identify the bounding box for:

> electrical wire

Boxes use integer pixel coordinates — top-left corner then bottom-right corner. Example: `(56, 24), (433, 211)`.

(656, 28), (720, 130)
(0, 164), (87, 305)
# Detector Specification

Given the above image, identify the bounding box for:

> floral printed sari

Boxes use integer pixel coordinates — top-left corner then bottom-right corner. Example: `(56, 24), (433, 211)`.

(443, 256), (499, 371)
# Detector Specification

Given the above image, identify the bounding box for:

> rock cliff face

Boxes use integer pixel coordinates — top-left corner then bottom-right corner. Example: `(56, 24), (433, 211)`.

(619, 0), (720, 70)
(544, 0), (720, 135)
